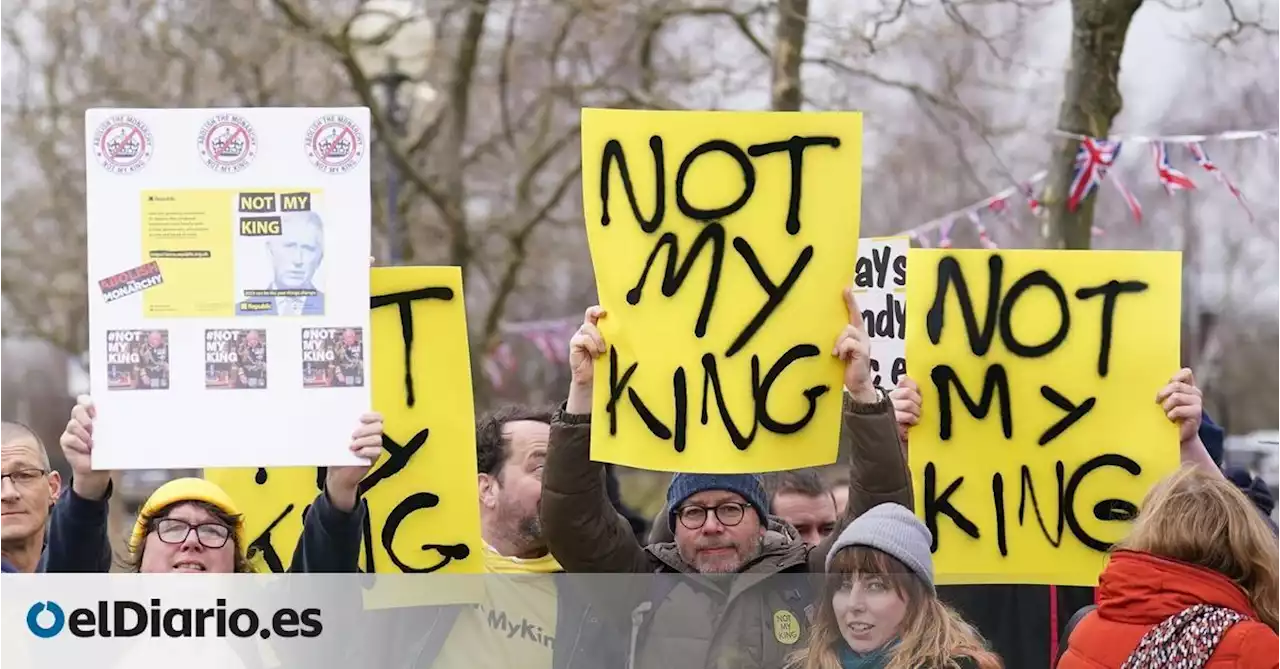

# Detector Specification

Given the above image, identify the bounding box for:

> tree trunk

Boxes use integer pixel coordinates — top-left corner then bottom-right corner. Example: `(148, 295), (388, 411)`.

(1040, 0), (1144, 249)
(771, 0), (808, 111)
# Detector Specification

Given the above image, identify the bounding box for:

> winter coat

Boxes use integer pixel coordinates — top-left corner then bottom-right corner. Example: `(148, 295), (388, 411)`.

(1057, 550), (1279, 669)
(540, 389), (912, 669)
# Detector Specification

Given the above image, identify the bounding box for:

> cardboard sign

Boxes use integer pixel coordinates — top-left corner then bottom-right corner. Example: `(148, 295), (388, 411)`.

(854, 236), (909, 389)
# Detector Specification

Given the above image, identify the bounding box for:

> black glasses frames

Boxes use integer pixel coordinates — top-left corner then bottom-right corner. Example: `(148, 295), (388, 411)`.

(152, 518), (232, 549)
(677, 502), (748, 530)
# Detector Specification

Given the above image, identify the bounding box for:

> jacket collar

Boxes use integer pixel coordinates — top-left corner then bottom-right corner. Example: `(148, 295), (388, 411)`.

(1097, 550), (1258, 624)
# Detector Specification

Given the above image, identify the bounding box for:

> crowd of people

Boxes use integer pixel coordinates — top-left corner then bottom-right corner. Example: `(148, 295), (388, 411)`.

(2, 288), (1277, 668)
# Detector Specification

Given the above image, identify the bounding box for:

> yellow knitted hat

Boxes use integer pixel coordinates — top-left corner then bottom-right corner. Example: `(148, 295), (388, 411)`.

(129, 478), (244, 555)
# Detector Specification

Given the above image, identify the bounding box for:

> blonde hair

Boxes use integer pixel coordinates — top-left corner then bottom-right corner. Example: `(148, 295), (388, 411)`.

(1117, 464), (1278, 631)
(787, 546), (1002, 669)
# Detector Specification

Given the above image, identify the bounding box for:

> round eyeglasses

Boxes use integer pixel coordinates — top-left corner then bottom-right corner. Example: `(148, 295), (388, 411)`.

(676, 502), (748, 530)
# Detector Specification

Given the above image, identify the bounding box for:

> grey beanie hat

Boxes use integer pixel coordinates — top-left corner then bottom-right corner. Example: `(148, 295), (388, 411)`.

(825, 502), (935, 593)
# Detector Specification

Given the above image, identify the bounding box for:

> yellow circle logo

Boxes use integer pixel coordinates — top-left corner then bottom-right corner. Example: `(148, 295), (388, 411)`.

(773, 610), (801, 645)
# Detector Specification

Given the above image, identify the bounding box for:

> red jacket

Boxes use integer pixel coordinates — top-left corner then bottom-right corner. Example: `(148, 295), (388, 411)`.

(1059, 550), (1279, 668)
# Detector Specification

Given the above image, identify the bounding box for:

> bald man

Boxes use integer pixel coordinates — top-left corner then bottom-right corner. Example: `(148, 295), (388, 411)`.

(1, 422), (111, 573)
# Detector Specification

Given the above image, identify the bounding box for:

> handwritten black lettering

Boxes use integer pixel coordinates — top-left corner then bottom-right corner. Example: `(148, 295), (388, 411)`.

(700, 353), (760, 450)
(930, 364), (1012, 440)
(1018, 463), (1065, 551)
(676, 140), (755, 221)
(1074, 280), (1148, 377)
(724, 239), (812, 357)
(600, 137), (665, 232)
(992, 473), (1007, 557)
(673, 367), (688, 454)
(745, 136), (840, 234)
(756, 344), (829, 433)
(1038, 387), (1096, 446)
(861, 293), (905, 340)
(607, 346), (639, 436)
(998, 270), (1070, 358)
(927, 255), (1002, 356)
(370, 287), (455, 408)
(627, 225), (725, 338)
(245, 504), (295, 573)
(382, 492), (470, 572)
(924, 463), (979, 552)
(1063, 454), (1142, 551)
(870, 357), (907, 389)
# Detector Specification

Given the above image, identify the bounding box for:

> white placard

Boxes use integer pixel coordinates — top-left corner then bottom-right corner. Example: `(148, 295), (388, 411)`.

(85, 107), (372, 469)
(853, 236), (908, 390)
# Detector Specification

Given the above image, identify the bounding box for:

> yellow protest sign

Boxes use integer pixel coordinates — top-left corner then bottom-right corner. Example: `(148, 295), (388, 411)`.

(905, 249), (1181, 586)
(206, 266), (483, 580)
(581, 108), (863, 473)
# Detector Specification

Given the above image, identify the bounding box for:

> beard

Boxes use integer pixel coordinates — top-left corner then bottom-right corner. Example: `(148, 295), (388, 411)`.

(686, 536), (764, 574)
(517, 514), (544, 545)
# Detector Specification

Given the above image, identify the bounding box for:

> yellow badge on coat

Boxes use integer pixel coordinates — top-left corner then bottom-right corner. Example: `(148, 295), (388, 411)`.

(773, 610), (801, 645)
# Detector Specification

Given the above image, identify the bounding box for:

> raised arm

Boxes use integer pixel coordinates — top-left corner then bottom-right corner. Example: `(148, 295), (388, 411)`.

(289, 412), (384, 573)
(540, 307), (651, 574)
(47, 396), (113, 573)
(809, 290), (912, 572)
(1158, 368), (1222, 478)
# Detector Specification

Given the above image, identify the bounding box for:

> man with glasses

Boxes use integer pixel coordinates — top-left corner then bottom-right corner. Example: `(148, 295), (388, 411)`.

(1, 421), (111, 573)
(540, 291), (912, 669)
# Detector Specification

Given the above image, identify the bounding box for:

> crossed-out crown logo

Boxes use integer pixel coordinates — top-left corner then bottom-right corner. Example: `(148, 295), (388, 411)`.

(26, 599), (321, 640)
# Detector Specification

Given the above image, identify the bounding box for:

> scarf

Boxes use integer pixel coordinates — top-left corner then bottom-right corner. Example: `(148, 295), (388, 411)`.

(1121, 604), (1248, 669)
(481, 542), (563, 574)
(838, 639), (898, 669)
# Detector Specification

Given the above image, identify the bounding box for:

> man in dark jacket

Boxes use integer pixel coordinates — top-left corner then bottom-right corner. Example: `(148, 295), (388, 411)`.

(540, 298), (911, 669)
(1, 421), (110, 573)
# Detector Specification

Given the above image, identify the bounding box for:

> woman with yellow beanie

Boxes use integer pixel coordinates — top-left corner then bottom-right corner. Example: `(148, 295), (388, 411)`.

(56, 395), (383, 573)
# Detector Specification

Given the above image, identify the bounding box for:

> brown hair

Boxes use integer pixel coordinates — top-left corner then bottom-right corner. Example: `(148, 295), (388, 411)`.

(1118, 465), (1279, 631)
(764, 468), (831, 500)
(120, 500), (255, 574)
(788, 546), (1001, 669)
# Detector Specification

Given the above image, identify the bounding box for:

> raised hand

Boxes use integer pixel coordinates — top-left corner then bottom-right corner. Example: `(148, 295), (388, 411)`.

(566, 306), (606, 414)
(890, 375), (922, 447)
(325, 412), (384, 513)
(835, 287), (877, 403)
(58, 395), (112, 501)
(1156, 368), (1202, 445)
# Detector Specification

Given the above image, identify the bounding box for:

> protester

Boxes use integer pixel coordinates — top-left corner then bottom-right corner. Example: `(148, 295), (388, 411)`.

(788, 502), (1002, 669)
(541, 290), (910, 669)
(828, 471), (851, 517)
(762, 468), (840, 548)
(1057, 465), (1280, 668)
(57, 395), (382, 573)
(1223, 465), (1278, 534)
(306, 405), (633, 669)
(892, 367), (1237, 667)
(1, 421), (110, 573)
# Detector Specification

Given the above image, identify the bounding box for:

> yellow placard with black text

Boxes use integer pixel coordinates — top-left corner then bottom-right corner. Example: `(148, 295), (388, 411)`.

(905, 249), (1181, 586)
(580, 108), (863, 473)
(206, 267), (484, 601)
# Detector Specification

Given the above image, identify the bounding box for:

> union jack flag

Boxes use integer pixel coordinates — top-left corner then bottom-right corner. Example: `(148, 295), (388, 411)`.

(1153, 142), (1196, 193)
(1188, 142), (1253, 221)
(1068, 138), (1121, 211)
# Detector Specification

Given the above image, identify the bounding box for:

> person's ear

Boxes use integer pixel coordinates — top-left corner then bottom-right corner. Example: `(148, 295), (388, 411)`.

(47, 470), (62, 502)
(478, 473), (499, 510)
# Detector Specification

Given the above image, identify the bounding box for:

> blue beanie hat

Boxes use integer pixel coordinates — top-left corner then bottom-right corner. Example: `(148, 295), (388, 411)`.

(666, 473), (769, 532)
(1199, 411), (1225, 467)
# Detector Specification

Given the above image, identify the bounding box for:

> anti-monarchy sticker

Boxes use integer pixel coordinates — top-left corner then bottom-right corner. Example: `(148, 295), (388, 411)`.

(93, 115), (154, 174)
(305, 114), (365, 174)
(198, 113), (257, 173)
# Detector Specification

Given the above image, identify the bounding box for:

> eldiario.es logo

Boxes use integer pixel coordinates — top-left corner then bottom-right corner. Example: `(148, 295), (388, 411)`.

(26, 599), (321, 639)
